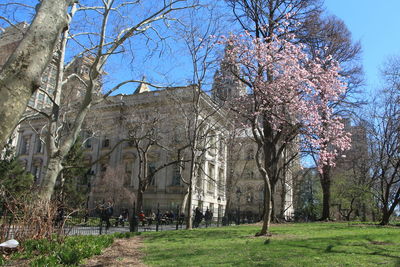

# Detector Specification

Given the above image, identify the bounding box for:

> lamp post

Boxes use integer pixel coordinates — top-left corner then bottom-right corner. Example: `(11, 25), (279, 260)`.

(217, 196), (221, 227)
(246, 195), (252, 223)
(85, 170), (94, 221)
(236, 188), (241, 225)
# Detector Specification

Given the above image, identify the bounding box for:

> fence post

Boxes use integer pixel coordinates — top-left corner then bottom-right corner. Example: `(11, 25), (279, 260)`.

(176, 205), (179, 230)
(156, 203), (160, 232)
(99, 216), (103, 235)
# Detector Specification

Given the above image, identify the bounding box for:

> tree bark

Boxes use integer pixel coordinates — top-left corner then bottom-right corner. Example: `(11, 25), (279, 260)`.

(137, 188), (144, 212)
(181, 187), (189, 214)
(0, 0), (73, 150)
(279, 179), (287, 220)
(270, 182), (277, 222)
(380, 207), (390, 225)
(257, 176), (272, 236)
(38, 157), (63, 200)
(186, 150), (196, 230)
(320, 165), (331, 220)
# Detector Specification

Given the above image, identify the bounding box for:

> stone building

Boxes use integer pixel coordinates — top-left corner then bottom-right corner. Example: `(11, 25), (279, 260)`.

(15, 85), (229, 217)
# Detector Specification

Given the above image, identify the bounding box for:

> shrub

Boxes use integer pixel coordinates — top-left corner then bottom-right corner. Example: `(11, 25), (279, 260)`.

(7, 234), (118, 266)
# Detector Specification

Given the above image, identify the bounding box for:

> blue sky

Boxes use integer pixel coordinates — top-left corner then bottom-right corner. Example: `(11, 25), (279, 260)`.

(2, 1), (396, 95)
(128, 0), (400, 96)
(324, 0), (400, 92)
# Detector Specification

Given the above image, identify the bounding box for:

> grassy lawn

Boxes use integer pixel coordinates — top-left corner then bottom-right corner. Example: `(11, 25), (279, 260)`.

(142, 223), (400, 267)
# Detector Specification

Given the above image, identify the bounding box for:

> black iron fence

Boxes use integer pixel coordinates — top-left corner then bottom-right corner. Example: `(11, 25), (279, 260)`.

(0, 206), (264, 239)
(59, 208), (264, 236)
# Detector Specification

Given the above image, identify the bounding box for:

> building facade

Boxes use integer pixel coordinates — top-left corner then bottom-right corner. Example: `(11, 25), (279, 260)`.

(15, 85), (229, 218)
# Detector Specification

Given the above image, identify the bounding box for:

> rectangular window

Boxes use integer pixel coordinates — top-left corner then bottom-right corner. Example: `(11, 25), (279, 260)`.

(41, 75), (48, 83)
(196, 166), (203, 189)
(148, 163), (156, 186)
(21, 136), (31, 155)
(207, 163), (215, 192)
(47, 85), (54, 94)
(102, 138), (110, 148)
(218, 138), (225, 156)
(38, 93), (45, 101)
(125, 160), (133, 175)
(171, 164), (181, 186)
(218, 168), (224, 188)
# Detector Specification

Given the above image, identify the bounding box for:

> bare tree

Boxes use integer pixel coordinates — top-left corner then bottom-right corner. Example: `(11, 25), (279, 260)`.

(160, 4), (228, 230)
(120, 107), (188, 212)
(367, 57), (400, 225)
(17, 0), (194, 201)
(90, 164), (135, 213)
(0, 0), (75, 150)
(225, 0), (322, 39)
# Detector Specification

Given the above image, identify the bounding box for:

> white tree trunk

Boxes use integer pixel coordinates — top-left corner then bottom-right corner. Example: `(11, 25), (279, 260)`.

(0, 0), (73, 150)
(258, 178), (272, 236)
(39, 157), (63, 200)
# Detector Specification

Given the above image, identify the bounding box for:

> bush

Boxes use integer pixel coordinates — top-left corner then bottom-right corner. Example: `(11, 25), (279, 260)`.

(8, 234), (118, 266)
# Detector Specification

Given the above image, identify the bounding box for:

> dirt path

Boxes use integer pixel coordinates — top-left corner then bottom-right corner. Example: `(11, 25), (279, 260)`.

(81, 236), (147, 267)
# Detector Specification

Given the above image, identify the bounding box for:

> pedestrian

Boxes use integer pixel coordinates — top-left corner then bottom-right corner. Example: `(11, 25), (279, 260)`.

(104, 201), (113, 230)
(194, 207), (203, 228)
(138, 210), (146, 226)
(205, 208), (212, 227)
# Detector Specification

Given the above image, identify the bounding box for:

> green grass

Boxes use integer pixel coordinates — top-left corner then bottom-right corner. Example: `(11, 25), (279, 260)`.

(142, 223), (400, 267)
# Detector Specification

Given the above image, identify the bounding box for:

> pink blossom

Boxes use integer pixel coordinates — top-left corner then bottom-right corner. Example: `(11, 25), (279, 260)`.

(220, 32), (351, 171)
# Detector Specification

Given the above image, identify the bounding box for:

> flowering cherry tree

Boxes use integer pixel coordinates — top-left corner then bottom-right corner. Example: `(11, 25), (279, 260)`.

(223, 32), (351, 235)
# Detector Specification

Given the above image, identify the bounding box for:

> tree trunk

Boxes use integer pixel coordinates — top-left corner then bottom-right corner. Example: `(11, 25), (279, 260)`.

(0, 0), (73, 150)
(320, 165), (331, 221)
(137, 188), (144, 212)
(186, 182), (193, 229)
(270, 183), (277, 222)
(279, 180), (287, 220)
(186, 166), (194, 230)
(181, 187), (189, 214)
(257, 178), (272, 236)
(380, 207), (390, 225)
(38, 157), (63, 200)
(186, 149), (197, 230)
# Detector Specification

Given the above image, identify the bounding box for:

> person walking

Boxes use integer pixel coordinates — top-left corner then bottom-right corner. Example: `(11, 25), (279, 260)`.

(205, 208), (212, 228)
(194, 207), (203, 228)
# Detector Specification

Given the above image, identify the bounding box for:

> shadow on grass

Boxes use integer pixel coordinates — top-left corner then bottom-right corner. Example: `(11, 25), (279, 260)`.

(292, 234), (400, 261)
(144, 227), (249, 241)
(143, 224), (400, 266)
